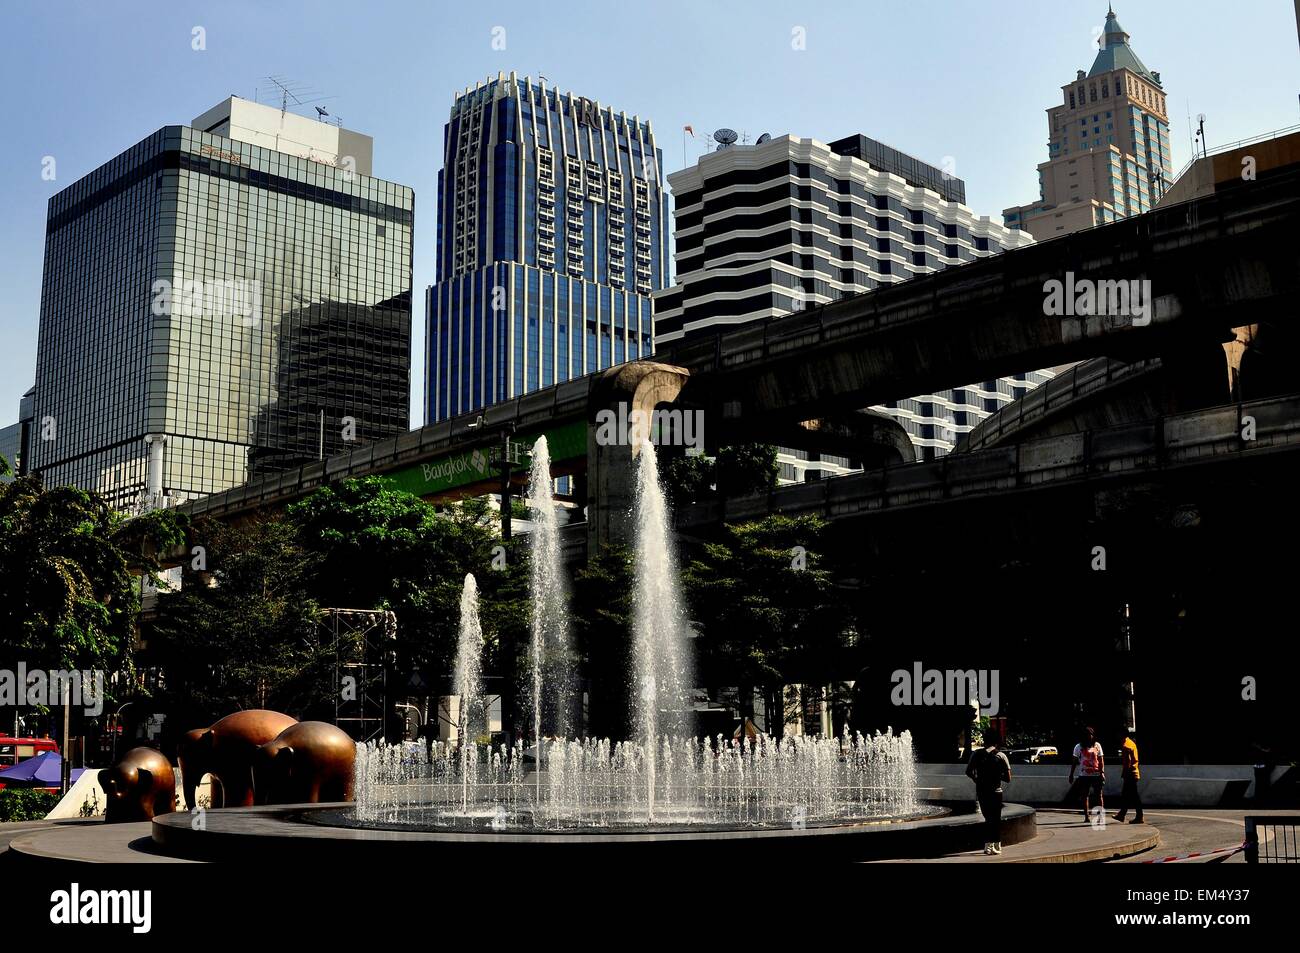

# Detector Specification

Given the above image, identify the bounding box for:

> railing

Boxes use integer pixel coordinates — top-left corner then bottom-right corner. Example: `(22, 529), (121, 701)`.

(677, 393), (1300, 528)
(1169, 123), (1300, 187)
(1244, 816), (1300, 863)
(958, 356), (1163, 453)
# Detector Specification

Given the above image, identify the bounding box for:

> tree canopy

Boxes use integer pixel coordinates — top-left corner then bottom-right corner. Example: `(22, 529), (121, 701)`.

(146, 478), (531, 728)
(683, 514), (853, 716)
(0, 471), (179, 675)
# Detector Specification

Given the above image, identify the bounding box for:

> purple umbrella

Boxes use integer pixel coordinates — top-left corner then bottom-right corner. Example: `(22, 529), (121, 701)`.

(0, 751), (85, 787)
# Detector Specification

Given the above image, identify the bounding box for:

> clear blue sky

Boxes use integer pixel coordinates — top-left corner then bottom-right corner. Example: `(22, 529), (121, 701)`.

(1, 0), (1296, 427)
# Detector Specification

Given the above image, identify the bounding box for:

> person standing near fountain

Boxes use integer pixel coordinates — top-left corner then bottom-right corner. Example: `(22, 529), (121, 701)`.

(966, 730), (1012, 855)
(1066, 726), (1105, 822)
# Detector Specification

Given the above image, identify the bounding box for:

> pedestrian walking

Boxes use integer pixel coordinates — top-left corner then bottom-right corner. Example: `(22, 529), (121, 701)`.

(1114, 728), (1143, 823)
(1066, 726), (1105, 822)
(966, 729), (1012, 855)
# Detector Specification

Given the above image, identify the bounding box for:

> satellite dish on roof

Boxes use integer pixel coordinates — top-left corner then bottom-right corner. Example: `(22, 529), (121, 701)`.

(755, 132), (771, 144)
(713, 128), (738, 147)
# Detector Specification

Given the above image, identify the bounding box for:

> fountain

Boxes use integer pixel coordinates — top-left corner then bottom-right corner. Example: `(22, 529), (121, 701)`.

(631, 438), (692, 820)
(525, 435), (572, 802)
(451, 573), (484, 814)
(152, 434), (1038, 861)
(351, 437), (926, 833)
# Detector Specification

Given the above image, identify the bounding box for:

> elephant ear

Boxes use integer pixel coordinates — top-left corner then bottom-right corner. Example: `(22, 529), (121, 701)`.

(97, 768), (112, 790)
(136, 768), (153, 790)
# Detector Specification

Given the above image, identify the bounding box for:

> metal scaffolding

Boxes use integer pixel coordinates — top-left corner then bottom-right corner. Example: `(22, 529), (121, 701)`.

(321, 608), (396, 743)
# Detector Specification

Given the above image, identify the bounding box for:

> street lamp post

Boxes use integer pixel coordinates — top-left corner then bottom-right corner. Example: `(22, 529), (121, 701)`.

(498, 425), (516, 542)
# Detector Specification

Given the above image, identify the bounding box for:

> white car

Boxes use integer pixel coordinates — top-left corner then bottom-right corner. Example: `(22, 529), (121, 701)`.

(1008, 746), (1059, 764)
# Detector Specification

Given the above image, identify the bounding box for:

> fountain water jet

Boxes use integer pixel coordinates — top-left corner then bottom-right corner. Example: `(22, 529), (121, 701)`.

(452, 573), (484, 813)
(526, 435), (571, 802)
(631, 439), (692, 820)
(350, 436), (931, 835)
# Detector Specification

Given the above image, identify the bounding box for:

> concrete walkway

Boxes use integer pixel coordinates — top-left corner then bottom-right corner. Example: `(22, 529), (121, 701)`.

(6, 808), (1289, 865)
(2, 818), (200, 865)
(1108, 808), (1296, 864)
(878, 809), (1159, 863)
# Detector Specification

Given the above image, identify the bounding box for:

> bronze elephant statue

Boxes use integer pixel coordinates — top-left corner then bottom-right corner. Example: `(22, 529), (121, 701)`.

(98, 747), (176, 822)
(178, 709), (298, 808)
(253, 721), (356, 805)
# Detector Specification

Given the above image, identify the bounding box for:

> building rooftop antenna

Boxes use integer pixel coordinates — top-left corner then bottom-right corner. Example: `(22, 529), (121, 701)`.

(263, 75), (337, 119)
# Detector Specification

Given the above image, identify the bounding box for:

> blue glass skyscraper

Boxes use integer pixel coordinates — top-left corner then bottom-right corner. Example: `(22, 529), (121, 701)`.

(426, 72), (668, 422)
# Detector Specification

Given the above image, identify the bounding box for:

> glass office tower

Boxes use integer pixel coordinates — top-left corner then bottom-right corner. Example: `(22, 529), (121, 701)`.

(30, 121), (414, 510)
(426, 72), (668, 422)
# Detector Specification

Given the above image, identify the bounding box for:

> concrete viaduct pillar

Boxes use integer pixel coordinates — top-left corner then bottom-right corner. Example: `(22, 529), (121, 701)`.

(586, 361), (690, 553)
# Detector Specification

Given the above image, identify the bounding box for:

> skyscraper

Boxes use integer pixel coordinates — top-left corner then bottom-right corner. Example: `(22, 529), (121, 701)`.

(654, 133), (1053, 474)
(29, 98), (414, 509)
(426, 72), (668, 423)
(0, 388), (34, 484)
(1004, 6), (1174, 238)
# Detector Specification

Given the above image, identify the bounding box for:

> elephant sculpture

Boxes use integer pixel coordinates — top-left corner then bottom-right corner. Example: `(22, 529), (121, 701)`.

(98, 747), (176, 822)
(178, 709), (298, 809)
(253, 721), (356, 805)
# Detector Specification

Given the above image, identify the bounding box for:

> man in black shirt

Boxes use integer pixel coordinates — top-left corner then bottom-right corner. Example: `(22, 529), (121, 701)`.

(966, 732), (1013, 855)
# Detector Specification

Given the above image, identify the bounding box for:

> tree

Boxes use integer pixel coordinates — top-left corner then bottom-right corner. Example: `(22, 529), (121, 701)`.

(571, 544), (635, 740)
(1, 474), (147, 674)
(147, 516), (330, 725)
(681, 514), (852, 735)
(662, 453), (714, 508)
(715, 444), (779, 498)
(661, 444), (780, 507)
(0, 469), (184, 742)
(288, 478), (528, 734)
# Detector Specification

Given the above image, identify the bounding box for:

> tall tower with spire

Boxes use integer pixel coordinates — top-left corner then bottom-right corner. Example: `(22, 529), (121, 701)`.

(1004, 6), (1173, 239)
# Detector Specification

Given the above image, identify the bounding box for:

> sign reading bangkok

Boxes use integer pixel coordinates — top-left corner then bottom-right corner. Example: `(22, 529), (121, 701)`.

(380, 421), (587, 498)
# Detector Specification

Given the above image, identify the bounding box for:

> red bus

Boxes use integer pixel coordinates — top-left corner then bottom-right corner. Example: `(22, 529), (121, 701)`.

(0, 737), (62, 789)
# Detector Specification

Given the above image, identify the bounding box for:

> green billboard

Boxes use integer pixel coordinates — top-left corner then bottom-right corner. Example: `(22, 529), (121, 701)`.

(379, 420), (588, 498)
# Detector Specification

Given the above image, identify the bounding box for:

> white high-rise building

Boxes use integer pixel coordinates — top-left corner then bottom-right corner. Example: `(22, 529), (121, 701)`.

(654, 133), (1054, 478)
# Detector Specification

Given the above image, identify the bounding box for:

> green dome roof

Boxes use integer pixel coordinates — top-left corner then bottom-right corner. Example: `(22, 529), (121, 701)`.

(1088, 7), (1159, 85)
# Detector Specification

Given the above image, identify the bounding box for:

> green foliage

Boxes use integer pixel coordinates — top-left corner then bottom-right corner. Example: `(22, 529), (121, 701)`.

(144, 478), (534, 726)
(715, 444), (779, 498)
(661, 444), (779, 507)
(683, 514), (851, 695)
(289, 478), (524, 691)
(0, 452), (11, 479)
(148, 516), (329, 720)
(127, 506), (189, 554)
(571, 544), (635, 739)
(662, 453), (715, 508)
(0, 787), (61, 822)
(0, 474), (141, 674)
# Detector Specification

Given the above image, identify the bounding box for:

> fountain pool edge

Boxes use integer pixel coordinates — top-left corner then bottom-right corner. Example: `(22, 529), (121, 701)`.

(151, 802), (1036, 861)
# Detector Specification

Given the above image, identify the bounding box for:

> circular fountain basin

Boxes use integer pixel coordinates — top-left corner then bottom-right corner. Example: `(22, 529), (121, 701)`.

(151, 801), (1035, 862)
(311, 801), (947, 834)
